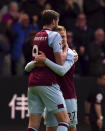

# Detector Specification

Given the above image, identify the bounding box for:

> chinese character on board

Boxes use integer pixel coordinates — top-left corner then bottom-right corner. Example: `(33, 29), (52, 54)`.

(9, 94), (29, 119)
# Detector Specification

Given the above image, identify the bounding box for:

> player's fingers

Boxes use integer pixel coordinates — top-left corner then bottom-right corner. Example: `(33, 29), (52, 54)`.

(39, 51), (46, 58)
(36, 53), (45, 59)
(35, 56), (41, 61)
(34, 60), (37, 63)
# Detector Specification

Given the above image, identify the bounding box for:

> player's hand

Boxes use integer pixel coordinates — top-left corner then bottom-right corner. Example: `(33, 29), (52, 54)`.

(97, 119), (103, 129)
(35, 51), (46, 63)
(73, 50), (78, 63)
(63, 43), (68, 50)
(34, 61), (45, 67)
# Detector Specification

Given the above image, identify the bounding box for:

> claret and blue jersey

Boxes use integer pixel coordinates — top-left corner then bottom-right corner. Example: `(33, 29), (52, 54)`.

(28, 29), (62, 87)
(26, 29), (77, 99)
(58, 48), (77, 99)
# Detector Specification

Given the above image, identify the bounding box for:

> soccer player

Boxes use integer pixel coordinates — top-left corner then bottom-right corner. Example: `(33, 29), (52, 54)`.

(25, 26), (78, 131)
(27, 10), (70, 131)
(84, 72), (105, 131)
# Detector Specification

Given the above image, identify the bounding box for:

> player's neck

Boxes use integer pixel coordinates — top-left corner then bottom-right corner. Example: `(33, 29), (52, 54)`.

(43, 25), (53, 30)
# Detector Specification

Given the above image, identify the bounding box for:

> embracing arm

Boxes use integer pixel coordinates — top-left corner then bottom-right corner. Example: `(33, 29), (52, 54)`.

(25, 58), (74, 76)
(25, 60), (45, 72)
(45, 58), (74, 76)
(25, 61), (35, 72)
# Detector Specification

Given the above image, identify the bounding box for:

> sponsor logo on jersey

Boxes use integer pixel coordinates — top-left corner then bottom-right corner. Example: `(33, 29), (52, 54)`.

(34, 37), (47, 41)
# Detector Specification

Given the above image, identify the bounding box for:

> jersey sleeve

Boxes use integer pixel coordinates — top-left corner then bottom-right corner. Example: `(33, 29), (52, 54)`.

(25, 61), (35, 72)
(67, 48), (75, 61)
(45, 58), (74, 76)
(48, 31), (62, 53)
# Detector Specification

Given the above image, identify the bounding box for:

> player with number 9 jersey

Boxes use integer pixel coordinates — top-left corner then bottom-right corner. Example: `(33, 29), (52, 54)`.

(28, 29), (62, 87)
(27, 10), (70, 131)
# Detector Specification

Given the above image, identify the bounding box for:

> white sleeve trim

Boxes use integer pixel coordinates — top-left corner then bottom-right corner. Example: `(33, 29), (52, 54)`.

(25, 61), (35, 72)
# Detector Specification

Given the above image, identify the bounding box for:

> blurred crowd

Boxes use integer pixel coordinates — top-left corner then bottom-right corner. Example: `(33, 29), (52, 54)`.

(0, 0), (105, 77)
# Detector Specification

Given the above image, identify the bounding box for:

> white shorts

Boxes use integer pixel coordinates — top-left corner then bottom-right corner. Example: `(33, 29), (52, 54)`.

(28, 84), (67, 114)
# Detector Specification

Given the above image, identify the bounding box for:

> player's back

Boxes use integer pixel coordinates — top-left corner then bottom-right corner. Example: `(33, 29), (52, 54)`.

(58, 49), (77, 99)
(28, 30), (59, 87)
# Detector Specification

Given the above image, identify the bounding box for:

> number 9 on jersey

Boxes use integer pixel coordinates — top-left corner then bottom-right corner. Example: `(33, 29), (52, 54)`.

(32, 45), (38, 58)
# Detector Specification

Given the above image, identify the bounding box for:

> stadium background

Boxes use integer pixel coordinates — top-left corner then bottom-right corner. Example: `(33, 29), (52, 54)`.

(0, 0), (105, 131)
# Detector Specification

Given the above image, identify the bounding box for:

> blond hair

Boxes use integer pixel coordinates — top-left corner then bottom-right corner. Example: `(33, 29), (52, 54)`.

(53, 25), (66, 32)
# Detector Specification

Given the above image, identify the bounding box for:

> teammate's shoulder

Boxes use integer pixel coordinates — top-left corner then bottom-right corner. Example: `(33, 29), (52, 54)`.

(66, 48), (75, 60)
(68, 48), (75, 55)
(46, 30), (61, 38)
(68, 48), (72, 52)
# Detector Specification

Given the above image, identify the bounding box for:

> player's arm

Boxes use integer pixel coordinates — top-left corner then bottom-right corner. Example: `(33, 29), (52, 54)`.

(45, 58), (74, 76)
(54, 44), (68, 65)
(95, 104), (103, 120)
(25, 48), (78, 74)
(25, 60), (45, 72)
(94, 93), (103, 119)
(45, 48), (75, 76)
(95, 104), (103, 129)
(94, 93), (103, 129)
(25, 61), (35, 72)
(25, 57), (74, 76)
(50, 33), (67, 65)
(35, 51), (74, 76)
(25, 50), (74, 76)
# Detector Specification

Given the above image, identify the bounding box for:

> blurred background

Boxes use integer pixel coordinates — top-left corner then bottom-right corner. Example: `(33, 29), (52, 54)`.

(0, 0), (105, 131)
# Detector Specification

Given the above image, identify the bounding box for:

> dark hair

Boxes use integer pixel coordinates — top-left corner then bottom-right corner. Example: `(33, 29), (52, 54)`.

(42, 10), (60, 26)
